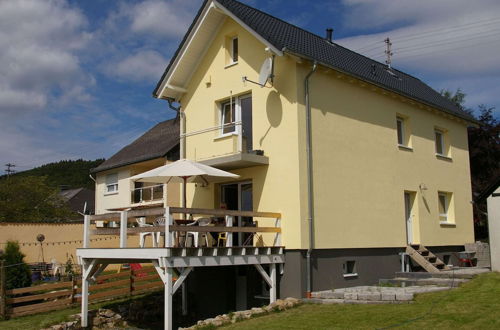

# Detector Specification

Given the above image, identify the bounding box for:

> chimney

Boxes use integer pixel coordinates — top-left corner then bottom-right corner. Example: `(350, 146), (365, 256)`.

(325, 28), (333, 43)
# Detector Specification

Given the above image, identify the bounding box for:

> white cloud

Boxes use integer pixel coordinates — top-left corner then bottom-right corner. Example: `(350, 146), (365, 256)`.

(336, 0), (500, 112)
(0, 0), (92, 114)
(107, 50), (168, 82)
(105, 0), (200, 39)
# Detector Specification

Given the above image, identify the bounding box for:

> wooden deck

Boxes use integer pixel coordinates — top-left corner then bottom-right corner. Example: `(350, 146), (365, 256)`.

(77, 206), (283, 330)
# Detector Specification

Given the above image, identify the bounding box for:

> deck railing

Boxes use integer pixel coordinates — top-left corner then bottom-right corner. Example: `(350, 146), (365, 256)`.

(83, 207), (282, 249)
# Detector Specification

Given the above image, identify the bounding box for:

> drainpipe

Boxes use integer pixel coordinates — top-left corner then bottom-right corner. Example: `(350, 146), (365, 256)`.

(305, 62), (317, 298)
(163, 97), (185, 159)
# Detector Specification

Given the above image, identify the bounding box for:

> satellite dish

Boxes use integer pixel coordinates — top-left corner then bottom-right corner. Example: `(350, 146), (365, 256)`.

(258, 57), (273, 87)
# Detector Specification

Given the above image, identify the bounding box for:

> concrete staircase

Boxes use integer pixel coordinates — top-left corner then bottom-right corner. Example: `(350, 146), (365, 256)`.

(406, 244), (450, 272)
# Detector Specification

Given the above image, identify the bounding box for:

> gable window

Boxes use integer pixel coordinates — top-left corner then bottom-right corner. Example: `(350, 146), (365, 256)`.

(231, 37), (238, 64)
(438, 192), (449, 222)
(105, 173), (118, 194)
(221, 100), (236, 134)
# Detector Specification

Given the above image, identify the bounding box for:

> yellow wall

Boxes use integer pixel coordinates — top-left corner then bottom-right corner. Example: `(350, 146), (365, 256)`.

(176, 17), (473, 250)
(301, 64), (474, 248)
(180, 18), (307, 248)
(95, 158), (181, 214)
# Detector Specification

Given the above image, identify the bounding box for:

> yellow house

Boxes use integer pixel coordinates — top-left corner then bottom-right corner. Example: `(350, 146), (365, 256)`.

(149, 0), (475, 298)
(92, 118), (180, 217)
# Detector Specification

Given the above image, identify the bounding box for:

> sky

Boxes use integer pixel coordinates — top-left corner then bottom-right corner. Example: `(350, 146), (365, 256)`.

(1, 0), (499, 172)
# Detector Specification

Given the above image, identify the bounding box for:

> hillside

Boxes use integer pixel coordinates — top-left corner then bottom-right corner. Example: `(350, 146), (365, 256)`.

(7, 159), (104, 190)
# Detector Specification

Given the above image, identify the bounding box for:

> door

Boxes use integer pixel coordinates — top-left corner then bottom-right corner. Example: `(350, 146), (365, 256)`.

(221, 182), (253, 246)
(404, 192), (413, 244)
(240, 95), (253, 152)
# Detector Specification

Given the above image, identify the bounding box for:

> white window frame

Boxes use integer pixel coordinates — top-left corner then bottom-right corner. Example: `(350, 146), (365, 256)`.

(397, 116), (405, 146)
(435, 129), (445, 156)
(220, 99), (238, 136)
(438, 192), (449, 223)
(105, 173), (118, 195)
(230, 36), (238, 64)
(219, 94), (251, 137)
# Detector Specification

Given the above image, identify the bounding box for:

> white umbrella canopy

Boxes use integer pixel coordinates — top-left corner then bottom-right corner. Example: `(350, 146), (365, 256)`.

(130, 159), (239, 209)
(130, 159), (239, 184)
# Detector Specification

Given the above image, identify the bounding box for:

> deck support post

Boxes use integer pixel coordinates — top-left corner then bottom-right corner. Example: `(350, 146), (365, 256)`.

(81, 259), (98, 327)
(254, 264), (277, 303)
(120, 210), (128, 248)
(153, 259), (174, 330)
(270, 263), (277, 303)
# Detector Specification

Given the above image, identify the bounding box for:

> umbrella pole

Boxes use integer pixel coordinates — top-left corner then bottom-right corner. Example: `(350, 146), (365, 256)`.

(182, 176), (187, 220)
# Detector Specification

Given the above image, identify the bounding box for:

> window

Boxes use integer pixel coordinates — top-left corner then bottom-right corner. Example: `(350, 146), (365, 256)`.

(343, 260), (357, 277)
(105, 173), (118, 194)
(231, 37), (238, 64)
(397, 117), (405, 145)
(221, 100), (236, 134)
(435, 129), (444, 155)
(438, 192), (449, 222)
(219, 94), (252, 138)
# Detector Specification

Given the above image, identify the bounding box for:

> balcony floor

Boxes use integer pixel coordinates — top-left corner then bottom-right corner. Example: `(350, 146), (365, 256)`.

(77, 246), (284, 267)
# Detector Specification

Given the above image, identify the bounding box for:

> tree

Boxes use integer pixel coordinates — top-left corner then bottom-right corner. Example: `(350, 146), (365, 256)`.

(0, 176), (73, 222)
(1, 241), (31, 290)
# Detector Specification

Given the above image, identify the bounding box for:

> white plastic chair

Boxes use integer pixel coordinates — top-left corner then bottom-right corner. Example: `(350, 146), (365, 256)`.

(136, 218), (157, 248)
(186, 218), (212, 247)
(153, 216), (166, 246)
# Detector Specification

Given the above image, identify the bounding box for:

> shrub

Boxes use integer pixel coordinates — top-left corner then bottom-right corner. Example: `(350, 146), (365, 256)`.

(2, 241), (31, 289)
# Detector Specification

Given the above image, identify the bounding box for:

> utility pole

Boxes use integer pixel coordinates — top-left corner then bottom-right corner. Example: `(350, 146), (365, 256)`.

(385, 37), (393, 69)
(4, 163), (16, 178)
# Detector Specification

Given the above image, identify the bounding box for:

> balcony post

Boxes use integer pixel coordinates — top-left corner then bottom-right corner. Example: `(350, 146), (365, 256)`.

(225, 215), (233, 247)
(83, 214), (90, 248)
(120, 210), (128, 248)
(164, 207), (173, 248)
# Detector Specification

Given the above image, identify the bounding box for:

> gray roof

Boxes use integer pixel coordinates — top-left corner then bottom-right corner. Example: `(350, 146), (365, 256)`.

(92, 118), (179, 173)
(154, 0), (475, 123)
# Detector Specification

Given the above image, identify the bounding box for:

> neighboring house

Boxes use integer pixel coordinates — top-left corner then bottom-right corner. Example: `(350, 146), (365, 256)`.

(476, 177), (500, 271)
(59, 187), (95, 215)
(151, 0), (476, 297)
(91, 118), (180, 215)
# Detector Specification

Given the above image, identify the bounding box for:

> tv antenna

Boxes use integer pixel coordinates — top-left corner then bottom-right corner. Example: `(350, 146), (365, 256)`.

(242, 56), (274, 88)
(385, 38), (393, 69)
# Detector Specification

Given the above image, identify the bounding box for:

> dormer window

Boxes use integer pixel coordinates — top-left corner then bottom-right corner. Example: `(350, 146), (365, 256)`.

(231, 37), (238, 64)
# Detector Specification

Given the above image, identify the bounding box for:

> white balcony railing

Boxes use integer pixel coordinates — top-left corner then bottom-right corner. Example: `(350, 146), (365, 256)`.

(131, 184), (163, 204)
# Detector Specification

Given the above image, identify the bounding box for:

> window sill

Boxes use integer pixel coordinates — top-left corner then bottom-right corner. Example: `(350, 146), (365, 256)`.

(214, 132), (238, 141)
(343, 273), (358, 278)
(104, 192), (118, 196)
(436, 154), (452, 161)
(398, 144), (413, 151)
(440, 221), (456, 227)
(224, 62), (238, 69)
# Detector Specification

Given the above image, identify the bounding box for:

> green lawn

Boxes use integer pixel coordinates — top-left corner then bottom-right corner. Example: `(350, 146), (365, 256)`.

(223, 272), (500, 330)
(2, 272), (499, 330)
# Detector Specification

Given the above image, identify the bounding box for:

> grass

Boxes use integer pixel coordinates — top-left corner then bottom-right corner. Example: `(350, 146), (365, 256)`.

(0, 292), (155, 330)
(2, 272), (499, 330)
(221, 272), (500, 330)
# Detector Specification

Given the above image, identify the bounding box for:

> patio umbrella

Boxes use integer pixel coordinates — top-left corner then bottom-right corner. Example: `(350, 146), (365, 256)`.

(130, 159), (239, 208)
